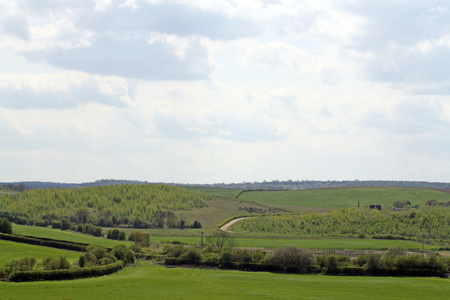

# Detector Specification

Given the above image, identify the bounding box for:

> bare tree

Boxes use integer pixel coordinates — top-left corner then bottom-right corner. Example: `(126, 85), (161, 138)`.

(206, 230), (237, 249)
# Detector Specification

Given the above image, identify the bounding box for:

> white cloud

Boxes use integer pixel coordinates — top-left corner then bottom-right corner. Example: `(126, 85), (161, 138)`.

(1, 0), (450, 183)
(0, 72), (134, 109)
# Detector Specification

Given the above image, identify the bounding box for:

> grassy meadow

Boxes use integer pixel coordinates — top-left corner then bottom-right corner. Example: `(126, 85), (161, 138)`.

(1, 262), (449, 300)
(237, 187), (450, 209)
(2, 185), (449, 299)
(10, 223), (436, 251)
(12, 224), (132, 248)
(0, 240), (80, 266)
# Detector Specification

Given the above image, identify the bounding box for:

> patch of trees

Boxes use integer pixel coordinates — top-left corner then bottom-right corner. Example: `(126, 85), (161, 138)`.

(236, 207), (450, 246)
(201, 180), (450, 190)
(0, 184), (213, 229)
(426, 199), (450, 207)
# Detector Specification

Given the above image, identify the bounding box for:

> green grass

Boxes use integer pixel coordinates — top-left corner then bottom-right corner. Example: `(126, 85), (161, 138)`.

(175, 197), (269, 229)
(12, 224), (433, 251)
(0, 263), (448, 299)
(12, 224), (132, 248)
(0, 240), (80, 266)
(238, 187), (450, 209)
(145, 235), (435, 250)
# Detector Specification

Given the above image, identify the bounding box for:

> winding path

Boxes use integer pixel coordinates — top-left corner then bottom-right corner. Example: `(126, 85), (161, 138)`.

(220, 217), (251, 231)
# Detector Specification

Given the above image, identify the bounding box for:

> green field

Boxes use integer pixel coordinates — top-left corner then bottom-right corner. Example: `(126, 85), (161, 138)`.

(12, 224), (132, 248)
(238, 187), (450, 209)
(11, 224), (435, 250)
(0, 240), (80, 266)
(0, 262), (448, 299)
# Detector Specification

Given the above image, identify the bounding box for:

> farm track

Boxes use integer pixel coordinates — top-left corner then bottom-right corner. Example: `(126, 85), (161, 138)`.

(220, 217), (251, 231)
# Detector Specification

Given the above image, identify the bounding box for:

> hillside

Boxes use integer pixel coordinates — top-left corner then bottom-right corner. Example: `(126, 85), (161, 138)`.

(237, 187), (450, 209)
(0, 184), (213, 229)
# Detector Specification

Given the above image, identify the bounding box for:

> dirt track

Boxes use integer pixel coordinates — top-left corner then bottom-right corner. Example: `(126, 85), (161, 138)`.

(220, 217), (251, 231)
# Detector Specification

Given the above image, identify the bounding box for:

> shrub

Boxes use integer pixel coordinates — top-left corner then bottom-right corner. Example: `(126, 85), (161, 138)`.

(366, 254), (381, 274)
(42, 257), (70, 270)
(112, 245), (135, 264)
(220, 249), (234, 268)
(180, 248), (203, 265)
(325, 255), (339, 274)
(206, 231), (237, 249)
(60, 219), (71, 231)
(128, 231), (150, 247)
(34, 219), (49, 227)
(0, 217), (12, 234)
(51, 220), (61, 229)
(354, 255), (369, 267)
(164, 244), (185, 258)
(268, 246), (315, 273)
(86, 244), (108, 260)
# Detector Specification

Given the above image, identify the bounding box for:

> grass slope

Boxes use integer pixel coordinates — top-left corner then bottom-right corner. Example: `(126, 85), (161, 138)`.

(12, 224), (131, 248)
(176, 197), (271, 229)
(0, 263), (448, 299)
(0, 240), (80, 266)
(238, 187), (450, 209)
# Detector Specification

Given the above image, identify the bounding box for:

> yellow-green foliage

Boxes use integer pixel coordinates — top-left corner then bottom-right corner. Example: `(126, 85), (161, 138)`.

(0, 184), (213, 226)
(236, 207), (450, 242)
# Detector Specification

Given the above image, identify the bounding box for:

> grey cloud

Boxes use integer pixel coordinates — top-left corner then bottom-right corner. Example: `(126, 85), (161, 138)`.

(1, 15), (30, 40)
(72, 1), (257, 40)
(336, 1), (450, 87)
(360, 99), (447, 135)
(0, 80), (130, 110)
(23, 34), (211, 80)
(340, 1), (449, 50)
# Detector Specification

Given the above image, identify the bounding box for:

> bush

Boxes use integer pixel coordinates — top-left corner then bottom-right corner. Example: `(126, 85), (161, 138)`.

(206, 231), (237, 249)
(164, 244), (185, 258)
(128, 231), (150, 247)
(86, 244), (108, 260)
(366, 254), (381, 274)
(42, 257), (71, 270)
(179, 248), (202, 265)
(51, 220), (61, 229)
(0, 217), (12, 234)
(112, 245), (135, 264)
(34, 219), (49, 227)
(268, 246), (315, 273)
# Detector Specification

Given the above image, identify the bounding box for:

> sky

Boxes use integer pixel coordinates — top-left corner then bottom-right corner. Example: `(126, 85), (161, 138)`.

(1, 0), (450, 184)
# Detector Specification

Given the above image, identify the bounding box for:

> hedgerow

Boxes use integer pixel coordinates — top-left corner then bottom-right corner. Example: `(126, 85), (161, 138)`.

(9, 260), (124, 282)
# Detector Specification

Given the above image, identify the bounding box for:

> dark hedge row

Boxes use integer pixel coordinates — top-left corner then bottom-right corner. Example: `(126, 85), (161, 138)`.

(164, 257), (282, 272)
(9, 260), (124, 282)
(0, 233), (89, 252)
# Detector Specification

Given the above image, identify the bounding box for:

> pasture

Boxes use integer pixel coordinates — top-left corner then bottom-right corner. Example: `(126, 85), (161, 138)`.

(237, 187), (450, 209)
(0, 262), (448, 299)
(12, 224), (132, 248)
(0, 240), (80, 266)
(11, 224), (436, 250)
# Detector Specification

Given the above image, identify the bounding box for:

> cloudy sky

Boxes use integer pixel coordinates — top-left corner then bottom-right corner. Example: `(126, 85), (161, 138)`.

(1, 0), (450, 184)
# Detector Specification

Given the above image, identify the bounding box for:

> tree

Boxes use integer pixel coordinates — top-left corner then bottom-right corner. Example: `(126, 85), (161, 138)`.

(268, 246), (315, 273)
(0, 218), (12, 234)
(191, 220), (202, 229)
(206, 231), (237, 249)
(128, 231), (150, 247)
